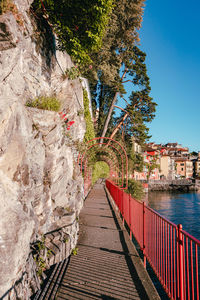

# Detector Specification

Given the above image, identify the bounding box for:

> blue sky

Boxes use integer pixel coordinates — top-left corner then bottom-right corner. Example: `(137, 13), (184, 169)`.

(136, 0), (200, 152)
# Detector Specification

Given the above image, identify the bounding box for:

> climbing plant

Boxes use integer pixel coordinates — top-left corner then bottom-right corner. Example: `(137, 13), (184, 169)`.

(32, 0), (113, 67)
(83, 88), (95, 142)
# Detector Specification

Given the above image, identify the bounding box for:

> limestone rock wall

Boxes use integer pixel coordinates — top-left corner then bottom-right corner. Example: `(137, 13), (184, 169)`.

(0, 1), (86, 298)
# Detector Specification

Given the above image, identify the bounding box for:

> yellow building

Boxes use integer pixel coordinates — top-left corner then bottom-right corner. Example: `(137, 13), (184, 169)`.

(160, 155), (175, 179)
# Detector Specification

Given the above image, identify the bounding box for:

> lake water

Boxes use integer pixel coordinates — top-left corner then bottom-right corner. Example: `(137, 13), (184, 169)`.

(147, 191), (200, 241)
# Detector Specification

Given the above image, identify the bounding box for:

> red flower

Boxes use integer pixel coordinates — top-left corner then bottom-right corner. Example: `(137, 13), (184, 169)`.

(68, 121), (75, 125)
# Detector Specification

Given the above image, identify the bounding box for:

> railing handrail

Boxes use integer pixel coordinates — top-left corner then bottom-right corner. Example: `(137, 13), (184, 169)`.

(106, 179), (200, 300)
(145, 205), (178, 228)
(181, 229), (200, 246)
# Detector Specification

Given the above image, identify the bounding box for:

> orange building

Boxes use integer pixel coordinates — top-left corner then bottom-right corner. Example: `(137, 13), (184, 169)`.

(175, 158), (193, 178)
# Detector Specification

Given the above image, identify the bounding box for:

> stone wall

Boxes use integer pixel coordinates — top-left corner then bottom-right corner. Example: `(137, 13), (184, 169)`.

(148, 179), (197, 192)
(0, 1), (86, 298)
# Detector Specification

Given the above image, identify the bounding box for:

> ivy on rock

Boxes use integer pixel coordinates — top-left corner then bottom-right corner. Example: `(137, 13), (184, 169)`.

(32, 0), (113, 67)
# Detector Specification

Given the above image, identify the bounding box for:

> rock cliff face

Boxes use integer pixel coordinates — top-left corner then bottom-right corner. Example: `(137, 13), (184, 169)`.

(0, 1), (86, 298)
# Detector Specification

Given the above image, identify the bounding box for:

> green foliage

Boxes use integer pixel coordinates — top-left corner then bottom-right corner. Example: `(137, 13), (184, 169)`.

(125, 79), (157, 144)
(83, 88), (95, 142)
(90, 0), (145, 85)
(47, 249), (52, 257)
(37, 237), (45, 251)
(26, 95), (61, 111)
(146, 156), (160, 179)
(92, 161), (109, 184)
(32, 236), (47, 277)
(32, 0), (113, 67)
(71, 247), (78, 255)
(34, 256), (46, 277)
(190, 151), (198, 156)
(89, 0), (156, 145)
(65, 206), (72, 213)
(63, 66), (80, 80)
(127, 179), (144, 201)
(129, 151), (144, 173)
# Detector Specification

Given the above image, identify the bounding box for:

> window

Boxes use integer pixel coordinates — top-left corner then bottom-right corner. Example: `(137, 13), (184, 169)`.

(180, 163), (184, 166)
(181, 168), (184, 171)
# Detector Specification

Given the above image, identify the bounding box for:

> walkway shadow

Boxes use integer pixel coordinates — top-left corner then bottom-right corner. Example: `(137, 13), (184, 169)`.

(104, 188), (149, 300)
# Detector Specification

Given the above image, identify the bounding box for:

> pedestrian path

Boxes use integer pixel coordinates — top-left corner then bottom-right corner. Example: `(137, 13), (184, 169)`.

(55, 183), (160, 300)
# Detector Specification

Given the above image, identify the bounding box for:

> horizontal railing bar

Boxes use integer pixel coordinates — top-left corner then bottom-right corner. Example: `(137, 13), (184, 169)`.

(181, 229), (200, 246)
(145, 206), (178, 228)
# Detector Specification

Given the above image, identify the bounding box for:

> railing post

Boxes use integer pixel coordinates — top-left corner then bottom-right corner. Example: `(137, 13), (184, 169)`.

(178, 224), (184, 300)
(122, 191), (124, 226)
(129, 194), (132, 239)
(117, 187), (119, 208)
(143, 201), (146, 268)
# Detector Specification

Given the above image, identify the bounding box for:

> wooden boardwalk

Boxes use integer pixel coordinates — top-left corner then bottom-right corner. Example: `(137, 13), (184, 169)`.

(54, 184), (160, 300)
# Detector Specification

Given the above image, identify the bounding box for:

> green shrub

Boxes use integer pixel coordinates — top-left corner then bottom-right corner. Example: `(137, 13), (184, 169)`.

(26, 96), (61, 111)
(127, 179), (144, 201)
(63, 66), (80, 80)
(83, 88), (95, 142)
(71, 247), (78, 255)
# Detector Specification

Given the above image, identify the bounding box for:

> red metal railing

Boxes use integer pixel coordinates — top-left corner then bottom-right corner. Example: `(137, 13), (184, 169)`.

(106, 180), (200, 300)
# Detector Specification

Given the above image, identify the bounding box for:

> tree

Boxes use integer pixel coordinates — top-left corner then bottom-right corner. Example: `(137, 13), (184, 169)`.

(124, 87), (157, 144)
(88, 0), (146, 137)
(146, 155), (160, 180)
(101, 48), (157, 148)
(190, 151), (198, 156)
(127, 179), (144, 200)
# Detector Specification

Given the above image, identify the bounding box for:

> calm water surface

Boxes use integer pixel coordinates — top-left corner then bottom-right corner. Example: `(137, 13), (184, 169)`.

(147, 191), (200, 241)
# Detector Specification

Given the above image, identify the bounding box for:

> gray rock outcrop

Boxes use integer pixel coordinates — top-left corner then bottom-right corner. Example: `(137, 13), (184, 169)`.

(0, 1), (86, 298)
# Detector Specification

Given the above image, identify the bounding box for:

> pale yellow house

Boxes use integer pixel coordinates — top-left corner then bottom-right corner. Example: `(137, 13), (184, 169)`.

(160, 155), (175, 179)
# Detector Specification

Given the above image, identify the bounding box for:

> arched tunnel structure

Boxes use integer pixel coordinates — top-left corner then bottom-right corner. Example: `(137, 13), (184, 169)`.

(78, 137), (128, 196)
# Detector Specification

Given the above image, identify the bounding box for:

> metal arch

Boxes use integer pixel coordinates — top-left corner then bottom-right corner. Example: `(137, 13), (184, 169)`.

(78, 137), (128, 189)
(84, 147), (121, 183)
(83, 150), (119, 196)
(97, 148), (120, 171)
(81, 146), (120, 195)
(82, 143), (121, 187)
(97, 155), (119, 184)
(80, 142), (125, 188)
(94, 149), (120, 180)
(94, 154), (117, 178)
(80, 141), (127, 188)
